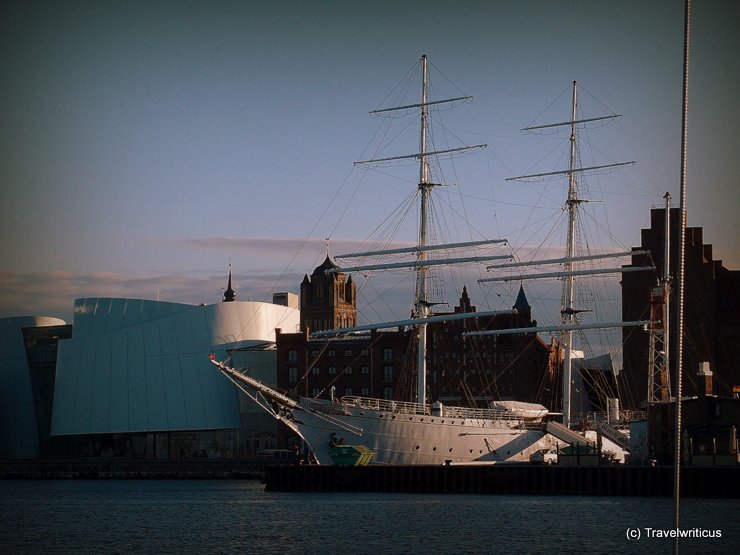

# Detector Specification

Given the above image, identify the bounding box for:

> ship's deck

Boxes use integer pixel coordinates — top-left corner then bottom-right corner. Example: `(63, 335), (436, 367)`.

(302, 395), (530, 422)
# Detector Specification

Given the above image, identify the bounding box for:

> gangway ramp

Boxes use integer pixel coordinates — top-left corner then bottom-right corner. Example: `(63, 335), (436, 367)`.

(546, 421), (595, 446)
(597, 422), (630, 450)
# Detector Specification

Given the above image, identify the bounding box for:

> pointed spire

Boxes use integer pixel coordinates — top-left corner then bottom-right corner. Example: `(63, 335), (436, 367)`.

(223, 263), (236, 302)
(514, 284), (530, 309)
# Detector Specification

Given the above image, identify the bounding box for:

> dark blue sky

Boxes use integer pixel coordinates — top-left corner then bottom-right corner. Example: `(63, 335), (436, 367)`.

(1, 0), (737, 322)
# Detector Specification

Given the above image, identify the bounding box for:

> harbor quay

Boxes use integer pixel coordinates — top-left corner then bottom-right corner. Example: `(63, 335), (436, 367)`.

(263, 464), (740, 497)
(1, 458), (738, 498)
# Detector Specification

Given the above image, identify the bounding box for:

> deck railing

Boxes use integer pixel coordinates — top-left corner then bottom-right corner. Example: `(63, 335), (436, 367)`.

(323, 396), (525, 421)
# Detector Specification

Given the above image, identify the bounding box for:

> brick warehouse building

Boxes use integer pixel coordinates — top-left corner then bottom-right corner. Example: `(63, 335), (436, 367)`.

(622, 207), (740, 408)
(274, 256), (559, 449)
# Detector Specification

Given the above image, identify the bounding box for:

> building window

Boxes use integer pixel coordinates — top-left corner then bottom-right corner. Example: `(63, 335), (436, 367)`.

(344, 349), (352, 356)
(384, 366), (393, 383)
(383, 387), (393, 400)
(361, 366), (369, 375)
(312, 388), (320, 398)
(345, 387), (352, 396)
(345, 366), (352, 374)
(312, 366), (320, 375)
(328, 349), (336, 356)
(288, 349), (297, 362)
(361, 387), (370, 396)
(328, 366), (336, 375)
(311, 349), (320, 356)
(288, 367), (298, 383)
(361, 348), (368, 356)
(383, 348), (393, 361)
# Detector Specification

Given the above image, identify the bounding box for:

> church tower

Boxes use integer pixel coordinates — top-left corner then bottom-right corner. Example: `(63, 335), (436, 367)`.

(300, 255), (356, 332)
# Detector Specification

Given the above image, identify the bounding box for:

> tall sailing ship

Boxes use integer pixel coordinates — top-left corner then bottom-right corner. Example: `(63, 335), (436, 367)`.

(213, 55), (556, 464)
(212, 59), (651, 465)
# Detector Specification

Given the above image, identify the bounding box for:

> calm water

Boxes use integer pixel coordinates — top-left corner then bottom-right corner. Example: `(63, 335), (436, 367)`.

(0, 479), (737, 554)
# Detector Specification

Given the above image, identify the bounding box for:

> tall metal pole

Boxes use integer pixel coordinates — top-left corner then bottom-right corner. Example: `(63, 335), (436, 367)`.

(562, 81), (578, 428)
(674, 0), (691, 551)
(663, 192), (671, 399)
(416, 55), (430, 408)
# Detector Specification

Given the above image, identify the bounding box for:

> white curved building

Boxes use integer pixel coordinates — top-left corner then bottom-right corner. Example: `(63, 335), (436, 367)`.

(51, 297), (300, 437)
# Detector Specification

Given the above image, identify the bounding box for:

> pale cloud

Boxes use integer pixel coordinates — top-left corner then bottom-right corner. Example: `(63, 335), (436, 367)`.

(0, 269), (305, 323)
(1, 235), (655, 329)
(159, 236), (414, 257)
(0, 235), (419, 323)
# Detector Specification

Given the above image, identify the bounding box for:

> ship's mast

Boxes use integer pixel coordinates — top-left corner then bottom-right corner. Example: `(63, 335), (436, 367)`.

(561, 81), (579, 428)
(416, 55), (431, 407)
(331, 55), (488, 406)
(486, 81), (640, 429)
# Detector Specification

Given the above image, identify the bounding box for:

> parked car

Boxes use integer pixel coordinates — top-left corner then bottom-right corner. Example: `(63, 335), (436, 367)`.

(529, 448), (558, 465)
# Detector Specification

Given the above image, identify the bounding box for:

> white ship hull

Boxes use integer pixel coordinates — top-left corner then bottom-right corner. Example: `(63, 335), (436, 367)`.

(284, 397), (555, 465)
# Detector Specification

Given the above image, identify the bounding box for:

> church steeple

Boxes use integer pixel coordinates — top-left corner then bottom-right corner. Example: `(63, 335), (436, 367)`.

(223, 265), (236, 303)
(513, 283), (532, 322)
(514, 284), (530, 309)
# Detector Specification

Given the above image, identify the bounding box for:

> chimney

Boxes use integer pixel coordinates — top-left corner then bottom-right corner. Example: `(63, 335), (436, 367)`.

(697, 362), (713, 397)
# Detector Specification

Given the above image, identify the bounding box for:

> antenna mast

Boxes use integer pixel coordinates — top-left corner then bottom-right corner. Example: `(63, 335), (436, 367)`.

(648, 193), (672, 403)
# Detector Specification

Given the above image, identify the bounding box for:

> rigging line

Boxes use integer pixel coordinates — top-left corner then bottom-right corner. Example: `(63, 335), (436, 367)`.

(432, 122), (478, 251)
(523, 81), (572, 130)
(426, 57), (471, 99)
(509, 177), (565, 251)
(512, 210), (568, 276)
(577, 83), (621, 119)
(485, 141), (517, 176)
(356, 271), (413, 324)
(514, 135), (571, 183)
(357, 95), (418, 169)
(577, 209), (632, 252)
(468, 328), (495, 397)
(369, 113), (420, 161)
(615, 123), (664, 197)
(298, 340), (339, 391)
(285, 71), (419, 282)
(267, 165), (359, 301)
(358, 189), (418, 249)
(315, 331), (395, 399)
(485, 153), (503, 244)
(578, 136), (621, 260)
(460, 378), (477, 409)
(371, 58), (419, 115)
(375, 60), (420, 115)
